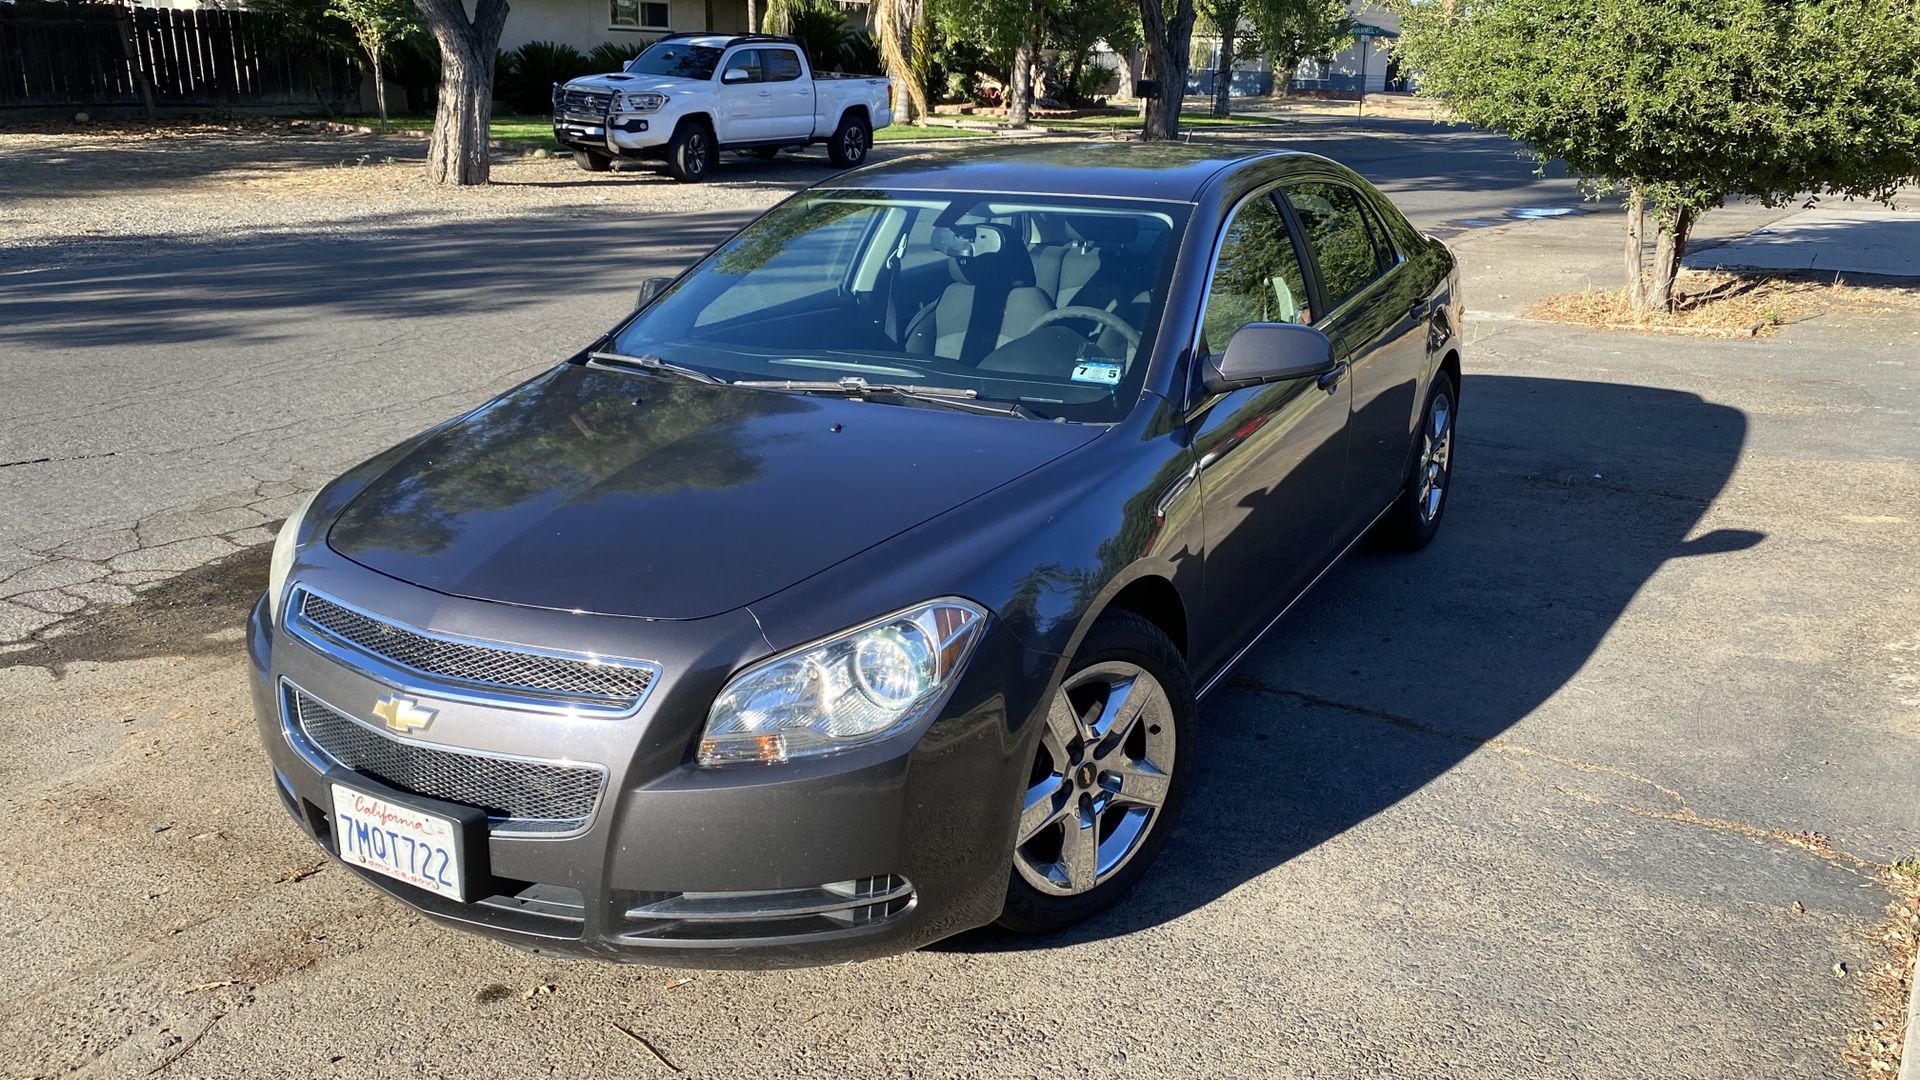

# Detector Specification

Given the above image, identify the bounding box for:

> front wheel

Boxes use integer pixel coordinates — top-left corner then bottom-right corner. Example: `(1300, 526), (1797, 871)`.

(664, 120), (715, 182)
(996, 611), (1194, 934)
(827, 112), (871, 168)
(572, 149), (612, 172)
(1374, 369), (1458, 550)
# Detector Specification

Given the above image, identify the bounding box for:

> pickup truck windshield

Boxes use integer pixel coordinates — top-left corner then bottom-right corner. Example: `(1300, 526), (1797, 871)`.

(628, 43), (724, 80)
(612, 191), (1189, 423)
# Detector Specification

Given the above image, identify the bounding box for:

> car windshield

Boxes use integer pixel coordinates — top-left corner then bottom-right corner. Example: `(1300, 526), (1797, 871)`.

(628, 43), (723, 80)
(610, 191), (1189, 423)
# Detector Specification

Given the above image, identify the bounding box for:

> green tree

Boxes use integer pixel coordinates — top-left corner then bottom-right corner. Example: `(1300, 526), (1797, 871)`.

(1196, 0), (1348, 118)
(929, 0), (1044, 124)
(1394, 0), (1920, 310)
(327, 0), (418, 127)
(876, 0), (933, 123)
(409, 0), (509, 184)
(1048, 0), (1135, 106)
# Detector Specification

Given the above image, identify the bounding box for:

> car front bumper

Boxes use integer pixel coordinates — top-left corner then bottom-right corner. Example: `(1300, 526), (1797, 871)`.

(553, 111), (671, 156)
(246, 571), (1047, 969)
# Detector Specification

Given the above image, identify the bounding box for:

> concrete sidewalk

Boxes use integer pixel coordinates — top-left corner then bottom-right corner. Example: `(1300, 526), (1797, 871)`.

(1688, 204), (1920, 278)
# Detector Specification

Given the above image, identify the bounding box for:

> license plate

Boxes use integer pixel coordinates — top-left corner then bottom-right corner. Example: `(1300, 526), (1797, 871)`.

(330, 783), (466, 901)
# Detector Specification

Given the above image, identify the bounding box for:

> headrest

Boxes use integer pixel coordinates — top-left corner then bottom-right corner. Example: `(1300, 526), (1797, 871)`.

(1063, 215), (1139, 244)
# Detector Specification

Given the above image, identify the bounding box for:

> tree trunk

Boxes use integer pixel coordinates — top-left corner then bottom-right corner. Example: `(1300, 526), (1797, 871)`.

(747, 0), (757, 34)
(371, 44), (389, 128)
(1138, 0), (1195, 140)
(1622, 186), (1647, 310)
(1648, 204), (1696, 312)
(1211, 24), (1234, 118)
(1009, 38), (1034, 126)
(876, 0), (929, 123)
(413, 0), (508, 185)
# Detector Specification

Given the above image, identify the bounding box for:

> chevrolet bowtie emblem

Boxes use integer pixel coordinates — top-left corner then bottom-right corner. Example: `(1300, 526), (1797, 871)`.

(372, 694), (435, 734)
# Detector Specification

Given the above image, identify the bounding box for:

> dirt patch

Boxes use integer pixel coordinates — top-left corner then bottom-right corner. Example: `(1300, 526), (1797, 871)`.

(1526, 269), (1920, 337)
(5, 542), (270, 673)
(1847, 869), (1919, 1078)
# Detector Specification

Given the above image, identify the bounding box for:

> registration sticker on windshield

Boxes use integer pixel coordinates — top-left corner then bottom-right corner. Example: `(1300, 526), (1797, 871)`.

(1071, 361), (1122, 385)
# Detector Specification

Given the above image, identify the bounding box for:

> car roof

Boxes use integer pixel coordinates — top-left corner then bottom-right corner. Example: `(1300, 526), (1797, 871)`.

(655, 33), (797, 50)
(832, 142), (1308, 203)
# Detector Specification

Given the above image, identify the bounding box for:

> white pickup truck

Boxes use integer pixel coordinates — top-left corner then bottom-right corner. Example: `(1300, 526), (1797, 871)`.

(552, 33), (893, 181)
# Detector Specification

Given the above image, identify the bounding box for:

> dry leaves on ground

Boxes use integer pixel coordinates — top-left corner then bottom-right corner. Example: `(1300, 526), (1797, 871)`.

(1527, 270), (1920, 338)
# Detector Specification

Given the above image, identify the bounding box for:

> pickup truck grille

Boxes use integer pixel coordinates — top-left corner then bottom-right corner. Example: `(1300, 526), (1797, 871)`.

(554, 88), (613, 116)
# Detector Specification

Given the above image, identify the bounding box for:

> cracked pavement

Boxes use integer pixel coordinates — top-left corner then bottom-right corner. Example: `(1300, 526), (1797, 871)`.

(3, 120), (1916, 1078)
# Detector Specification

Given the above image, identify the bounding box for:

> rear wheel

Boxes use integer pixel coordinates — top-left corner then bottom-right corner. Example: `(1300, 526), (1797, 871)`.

(996, 611), (1194, 934)
(1374, 369), (1458, 550)
(827, 112), (871, 168)
(665, 120), (715, 182)
(572, 149), (612, 172)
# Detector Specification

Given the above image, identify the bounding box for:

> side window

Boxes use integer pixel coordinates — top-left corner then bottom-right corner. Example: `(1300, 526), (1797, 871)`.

(1199, 192), (1313, 356)
(722, 48), (763, 83)
(764, 48), (803, 82)
(1284, 182), (1391, 312)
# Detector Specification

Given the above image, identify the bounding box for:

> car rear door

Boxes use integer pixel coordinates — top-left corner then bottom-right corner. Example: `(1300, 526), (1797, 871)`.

(1192, 184), (1353, 656)
(759, 46), (814, 141)
(717, 48), (765, 141)
(1281, 178), (1429, 524)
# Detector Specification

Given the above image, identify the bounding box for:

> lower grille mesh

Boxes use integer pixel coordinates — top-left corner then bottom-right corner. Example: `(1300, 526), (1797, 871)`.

(288, 687), (603, 835)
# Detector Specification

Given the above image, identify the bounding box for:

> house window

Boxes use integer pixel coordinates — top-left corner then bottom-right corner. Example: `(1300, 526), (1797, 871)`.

(610, 0), (669, 30)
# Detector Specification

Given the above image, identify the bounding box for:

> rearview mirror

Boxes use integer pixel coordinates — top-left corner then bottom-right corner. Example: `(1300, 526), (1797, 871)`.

(722, 67), (750, 84)
(636, 276), (674, 310)
(1203, 323), (1336, 396)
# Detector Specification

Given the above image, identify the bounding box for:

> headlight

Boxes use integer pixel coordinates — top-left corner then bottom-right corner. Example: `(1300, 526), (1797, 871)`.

(699, 599), (987, 767)
(621, 91), (667, 112)
(265, 489), (319, 625)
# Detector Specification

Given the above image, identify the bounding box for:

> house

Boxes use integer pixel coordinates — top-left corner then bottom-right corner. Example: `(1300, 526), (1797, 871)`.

(501, 0), (754, 53)
(1289, 4), (1404, 94)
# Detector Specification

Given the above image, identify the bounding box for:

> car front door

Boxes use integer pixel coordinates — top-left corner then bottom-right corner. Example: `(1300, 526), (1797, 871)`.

(717, 48), (765, 141)
(1192, 185), (1353, 659)
(760, 46), (814, 141)
(1283, 179), (1429, 522)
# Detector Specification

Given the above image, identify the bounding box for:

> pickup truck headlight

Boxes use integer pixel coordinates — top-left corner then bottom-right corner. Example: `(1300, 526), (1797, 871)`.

(265, 489), (319, 626)
(620, 91), (667, 112)
(699, 599), (987, 767)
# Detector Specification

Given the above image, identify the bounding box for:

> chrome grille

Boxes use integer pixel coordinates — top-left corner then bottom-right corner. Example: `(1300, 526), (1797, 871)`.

(291, 589), (657, 705)
(555, 88), (613, 116)
(287, 686), (604, 836)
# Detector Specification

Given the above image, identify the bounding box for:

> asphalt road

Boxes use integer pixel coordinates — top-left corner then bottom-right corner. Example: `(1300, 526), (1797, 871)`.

(3, 120), (1916, 1078)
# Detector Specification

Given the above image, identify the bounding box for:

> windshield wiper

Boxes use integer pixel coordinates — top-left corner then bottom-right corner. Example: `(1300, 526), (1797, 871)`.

(732, 376), (1043, 420)
(587, 350), (724, 384)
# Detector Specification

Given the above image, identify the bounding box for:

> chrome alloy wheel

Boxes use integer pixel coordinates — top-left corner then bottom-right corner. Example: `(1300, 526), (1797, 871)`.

(1417, 389), (1454, 523)
(841, 124), (868, 162)
(686, 130), (709, 175)
(1014, 661), (1177, 897)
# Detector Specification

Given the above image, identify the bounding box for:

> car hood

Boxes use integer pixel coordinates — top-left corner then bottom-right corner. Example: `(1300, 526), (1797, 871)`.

(327, 365), (1100, 621)
(563, 72), (699, 96)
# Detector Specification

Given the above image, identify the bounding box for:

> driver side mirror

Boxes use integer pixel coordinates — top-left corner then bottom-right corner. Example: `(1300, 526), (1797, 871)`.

(1203, 323), (1336, 396)
(636, 276), (674, 310)
(721, 67), (750, 83)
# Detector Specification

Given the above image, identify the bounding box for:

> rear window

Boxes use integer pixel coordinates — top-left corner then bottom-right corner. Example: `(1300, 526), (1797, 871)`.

(765, 49), (803, 82)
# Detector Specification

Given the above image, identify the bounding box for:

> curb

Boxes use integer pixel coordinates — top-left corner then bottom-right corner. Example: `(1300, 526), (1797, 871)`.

(1901, 944), (1920, 1080)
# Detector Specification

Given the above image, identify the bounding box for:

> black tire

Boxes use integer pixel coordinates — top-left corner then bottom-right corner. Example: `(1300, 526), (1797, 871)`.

(665, 120), (716, 182)
(753, 147), (782, 160)
(1373, 368), (1459, 551)
(572, 149), (613, 172)
(826, 111), (871, 169)
(996, 610), (1195, 934)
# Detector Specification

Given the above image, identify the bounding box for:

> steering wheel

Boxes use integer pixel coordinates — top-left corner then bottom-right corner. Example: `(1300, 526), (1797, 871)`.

(1032, 305), (1142, 353)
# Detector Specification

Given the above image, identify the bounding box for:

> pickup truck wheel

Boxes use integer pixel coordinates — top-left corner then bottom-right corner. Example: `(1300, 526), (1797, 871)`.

(827, 113), (871, 168)
(996, 610), (1194, 934)
(572, 149), (613, 172)
(665, 121), (715, 182)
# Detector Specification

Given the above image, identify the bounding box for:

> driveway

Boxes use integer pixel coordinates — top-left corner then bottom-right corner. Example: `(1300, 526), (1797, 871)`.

(2, 119), (1915, 1078)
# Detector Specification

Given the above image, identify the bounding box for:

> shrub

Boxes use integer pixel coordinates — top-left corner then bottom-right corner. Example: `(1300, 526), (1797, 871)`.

(502, 40), (595, 114)
(588, 40), (644, 72)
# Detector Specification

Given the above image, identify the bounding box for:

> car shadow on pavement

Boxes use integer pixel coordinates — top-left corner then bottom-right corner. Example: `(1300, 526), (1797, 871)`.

(946, 372), (1762, 951)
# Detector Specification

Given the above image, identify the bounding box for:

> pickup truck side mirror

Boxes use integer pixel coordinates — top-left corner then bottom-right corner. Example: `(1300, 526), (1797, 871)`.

(1203, 322), (1337, 396)
(721, 67), (750, 84)
(636, 276), (674, 310)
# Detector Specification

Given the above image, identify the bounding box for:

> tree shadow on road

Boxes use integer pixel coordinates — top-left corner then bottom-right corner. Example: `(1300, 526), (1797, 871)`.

(943, 372), (1760, 951)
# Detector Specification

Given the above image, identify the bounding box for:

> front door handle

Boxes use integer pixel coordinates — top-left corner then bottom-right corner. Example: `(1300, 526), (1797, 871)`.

(1409, 298), (1429, 320)
(1316, 362), (1347, 394)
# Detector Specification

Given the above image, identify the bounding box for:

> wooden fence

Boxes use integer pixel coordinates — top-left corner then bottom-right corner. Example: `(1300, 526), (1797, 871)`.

(0, 4), (358, 110)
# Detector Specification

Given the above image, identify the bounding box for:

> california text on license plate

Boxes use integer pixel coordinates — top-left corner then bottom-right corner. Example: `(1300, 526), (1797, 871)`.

(330, 784), (465, 901)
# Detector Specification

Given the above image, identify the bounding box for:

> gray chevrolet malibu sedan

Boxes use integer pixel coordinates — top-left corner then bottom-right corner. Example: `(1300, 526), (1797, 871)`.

(249, 143), (1462, 967)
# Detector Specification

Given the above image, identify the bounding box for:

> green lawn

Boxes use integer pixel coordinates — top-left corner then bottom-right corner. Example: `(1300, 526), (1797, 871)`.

(1042, 111), (1286, 131)
(341, 114), (991, 150)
